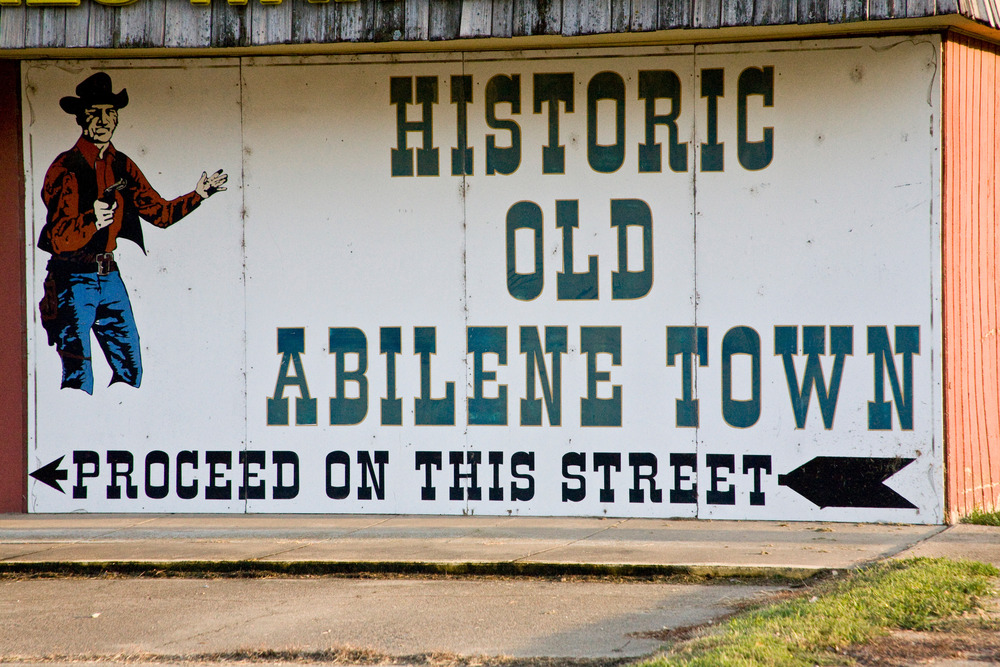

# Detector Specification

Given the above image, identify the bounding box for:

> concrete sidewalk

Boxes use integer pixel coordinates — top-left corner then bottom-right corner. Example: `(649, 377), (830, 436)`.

(2, 514), (996, 575)
(1, 515), (999, 666)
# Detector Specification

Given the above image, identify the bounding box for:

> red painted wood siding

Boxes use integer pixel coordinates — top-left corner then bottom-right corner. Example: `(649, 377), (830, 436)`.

(0, 60), (26, 513)
(943, 33), (1000, 521)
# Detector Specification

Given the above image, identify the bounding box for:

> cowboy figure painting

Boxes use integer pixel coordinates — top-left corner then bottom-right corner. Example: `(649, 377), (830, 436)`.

(38, 72), (228, 394)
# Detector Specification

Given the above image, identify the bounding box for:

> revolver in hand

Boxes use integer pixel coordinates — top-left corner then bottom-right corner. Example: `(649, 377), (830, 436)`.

(100, 178), (126, 205)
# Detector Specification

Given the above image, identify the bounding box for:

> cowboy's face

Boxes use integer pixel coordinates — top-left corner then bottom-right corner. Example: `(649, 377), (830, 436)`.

(81, 104), (118, 144)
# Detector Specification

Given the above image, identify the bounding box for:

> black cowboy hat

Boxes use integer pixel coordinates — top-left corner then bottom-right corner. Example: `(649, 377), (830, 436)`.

(59, 72), (128, 115)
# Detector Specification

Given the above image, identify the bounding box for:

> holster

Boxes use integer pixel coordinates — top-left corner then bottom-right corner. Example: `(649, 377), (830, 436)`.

(39, 272), (59, 347)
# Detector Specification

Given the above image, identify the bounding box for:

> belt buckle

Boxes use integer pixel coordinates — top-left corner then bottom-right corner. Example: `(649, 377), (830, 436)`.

(95, 253), (113, 276)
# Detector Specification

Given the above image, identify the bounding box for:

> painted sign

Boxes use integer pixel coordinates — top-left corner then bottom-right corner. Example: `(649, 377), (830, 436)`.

(23, 37), (944, 521)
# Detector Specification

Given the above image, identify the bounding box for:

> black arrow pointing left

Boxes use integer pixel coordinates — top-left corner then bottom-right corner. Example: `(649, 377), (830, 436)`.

(778, 456), (917, 509)
(29, 456), (68, 493)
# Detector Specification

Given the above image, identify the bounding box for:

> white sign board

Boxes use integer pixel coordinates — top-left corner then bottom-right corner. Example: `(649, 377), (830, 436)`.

(23, 37), (944, 522)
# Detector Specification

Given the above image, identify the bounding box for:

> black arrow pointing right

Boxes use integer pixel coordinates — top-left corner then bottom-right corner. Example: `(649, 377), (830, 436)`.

(29, 455), (68, 494)
(778, 456), (917, 509)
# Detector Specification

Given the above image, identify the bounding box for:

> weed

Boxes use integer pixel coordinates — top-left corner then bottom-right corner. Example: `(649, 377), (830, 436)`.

(960, 508), (1000, 526)
(636, 558), (999, 667)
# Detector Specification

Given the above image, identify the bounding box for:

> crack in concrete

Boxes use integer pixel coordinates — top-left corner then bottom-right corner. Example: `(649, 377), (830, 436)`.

(869, 524), (951, 564)
(250, 516), (395, 561)
(83, 515), (167, 542)
(0, 545), (61, 562)
(510, 519), (631, 563)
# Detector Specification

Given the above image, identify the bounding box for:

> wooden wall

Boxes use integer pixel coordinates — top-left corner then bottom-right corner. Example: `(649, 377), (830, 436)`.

(0, 59), (25, 513)
(943, 32), (1000, 521)
(0, 0), (973, 52)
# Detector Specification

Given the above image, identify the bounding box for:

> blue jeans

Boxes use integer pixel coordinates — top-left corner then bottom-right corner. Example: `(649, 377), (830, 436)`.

(51, 270), (142, 394)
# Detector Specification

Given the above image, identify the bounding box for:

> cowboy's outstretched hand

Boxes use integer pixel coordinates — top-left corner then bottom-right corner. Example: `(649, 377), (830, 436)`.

(196, 169), (228, 198)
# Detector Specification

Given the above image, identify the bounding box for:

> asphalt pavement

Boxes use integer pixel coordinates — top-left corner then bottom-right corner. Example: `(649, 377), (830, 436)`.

(0, 514), (997, 665)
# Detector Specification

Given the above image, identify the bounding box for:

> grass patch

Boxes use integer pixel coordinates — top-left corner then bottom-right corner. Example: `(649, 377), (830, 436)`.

(961, 507), (1000, 526)
(636, 558), (998, 667)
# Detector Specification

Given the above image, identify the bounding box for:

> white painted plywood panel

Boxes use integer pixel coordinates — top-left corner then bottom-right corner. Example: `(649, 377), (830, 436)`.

(241, 54), (470, 514)
(24, 59), (245, 512)
(460, 47), (698, 517)
(691, 38), (942, 522)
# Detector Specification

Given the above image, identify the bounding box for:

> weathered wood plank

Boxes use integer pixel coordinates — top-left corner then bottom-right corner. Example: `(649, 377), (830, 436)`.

(459, 0), (492, 37)
(720, 0), (753, 24)
(661, 0), (693, 28)
(511, 0), (539, 34)
(869, 0), (904, 19)
(975, 0), (996, 23)
(428, 0), (462, 39)
(562, 0), (581, 33)
(211, 1), (249, 48)
(903, 0), (932, 13)
(513, 0), (562, 34)
(563, 0), (610, 34)
(492, 0), (513, 37)
(0, 5), (26, 50)
(985, 0), (1000, 22)
(63, 4), (90, 48)
(374, 0), (405, 41)
(251, 0), (293, 45)
(404, 0), (430, 40)
(755, 0), (796, 23)
(291, 0), (330, 44)
(33, 6), (66, 49)
(337, 0), (374, 42)
(165, 2), (213, 48)
(610, 0), (629, 31)
(118, 0), (166, 48)
(903, 0), (932, 14)
(797, 0), (827, 23)
(826, 0), (865, 22)
(986, 0), (1000, 23)
(581, 0), (613, 33)
(23, 6), (42, 48)
(541, 0), (563, 33)
(629, 0), (659, 29)
(753, 0), (778, 21)
(85, 2), (117, 48)
(693, 0), (723, 26)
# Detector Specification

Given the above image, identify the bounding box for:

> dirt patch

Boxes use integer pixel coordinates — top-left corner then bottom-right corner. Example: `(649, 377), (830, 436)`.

(628, 587), (804, 643)
(846, 597), (1000, 666)
(846, 627), (1000, 665)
